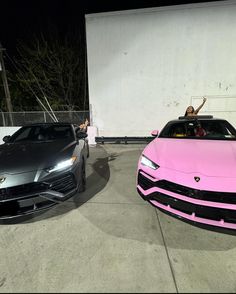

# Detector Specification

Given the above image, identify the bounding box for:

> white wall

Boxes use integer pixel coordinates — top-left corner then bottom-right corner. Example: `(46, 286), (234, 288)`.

(0, 127), (21, 144)
(86, 0), (236, 136)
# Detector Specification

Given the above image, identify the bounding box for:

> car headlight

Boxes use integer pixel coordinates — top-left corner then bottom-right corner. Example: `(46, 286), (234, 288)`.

(47, 156), (77, 173)
(141, 155), (159, 170)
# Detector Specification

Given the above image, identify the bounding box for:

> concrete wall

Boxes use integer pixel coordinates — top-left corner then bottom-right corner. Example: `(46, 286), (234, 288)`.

(86, 0), (236, 136)
(0, 127), (21, 144)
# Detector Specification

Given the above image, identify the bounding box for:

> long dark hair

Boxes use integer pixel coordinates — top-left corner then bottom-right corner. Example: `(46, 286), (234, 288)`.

(185, 106), (194, 116)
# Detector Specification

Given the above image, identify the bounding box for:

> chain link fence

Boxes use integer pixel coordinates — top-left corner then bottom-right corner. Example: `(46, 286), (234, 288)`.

(0, 111), (90, 126)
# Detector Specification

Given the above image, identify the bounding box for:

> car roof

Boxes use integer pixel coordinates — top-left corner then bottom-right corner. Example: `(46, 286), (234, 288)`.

(23, 122), (73, 127)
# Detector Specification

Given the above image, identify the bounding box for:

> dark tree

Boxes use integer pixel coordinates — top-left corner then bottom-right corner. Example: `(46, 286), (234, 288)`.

(12, 25), (87, 111)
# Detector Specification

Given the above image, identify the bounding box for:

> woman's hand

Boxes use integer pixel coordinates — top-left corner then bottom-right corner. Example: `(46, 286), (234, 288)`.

(194, 96), (207, 114)
(85, 118), (89, 126)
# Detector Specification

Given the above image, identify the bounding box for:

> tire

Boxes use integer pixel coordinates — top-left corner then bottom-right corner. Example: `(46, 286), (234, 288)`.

(78, 159), (86, 192)
(87, 145), (90, 158)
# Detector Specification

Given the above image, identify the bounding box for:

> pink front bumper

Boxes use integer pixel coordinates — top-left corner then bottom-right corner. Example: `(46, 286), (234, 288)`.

(137, 169), (236, 231)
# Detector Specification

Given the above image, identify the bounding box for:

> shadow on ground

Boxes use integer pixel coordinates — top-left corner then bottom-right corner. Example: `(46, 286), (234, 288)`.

(156, 209), (236, 251)
(71, 146), (236, 250)
(0, 146), (118, 224)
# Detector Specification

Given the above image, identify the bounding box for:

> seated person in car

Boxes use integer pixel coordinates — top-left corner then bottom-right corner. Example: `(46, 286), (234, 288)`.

(173, 126), (186, 137)
(194, 122), (206, 137)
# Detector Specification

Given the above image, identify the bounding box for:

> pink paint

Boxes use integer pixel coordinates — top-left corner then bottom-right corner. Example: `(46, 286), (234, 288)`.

(149, 199), (236, 230)
(137, 134), (236, 230)
(139, 138), (236, 192)
(151, 130), (159, 137)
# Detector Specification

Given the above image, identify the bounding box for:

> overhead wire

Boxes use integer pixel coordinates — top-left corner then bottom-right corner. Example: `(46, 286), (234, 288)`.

(25, 67), (58, 122)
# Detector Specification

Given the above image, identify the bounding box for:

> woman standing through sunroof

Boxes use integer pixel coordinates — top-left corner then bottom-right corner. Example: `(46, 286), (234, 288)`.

(185, 97), (207, 117)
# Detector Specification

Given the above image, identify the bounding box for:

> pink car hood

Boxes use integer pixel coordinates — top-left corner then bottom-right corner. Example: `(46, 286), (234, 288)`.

(144, 138), (236, 178)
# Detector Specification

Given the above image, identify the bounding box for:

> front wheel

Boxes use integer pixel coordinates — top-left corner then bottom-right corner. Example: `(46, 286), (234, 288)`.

(87, 145), (90, 158)
(78, 159), (86, 192)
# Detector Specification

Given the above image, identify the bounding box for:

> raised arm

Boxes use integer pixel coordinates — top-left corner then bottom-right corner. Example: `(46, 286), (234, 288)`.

(194, 97), (207, 114)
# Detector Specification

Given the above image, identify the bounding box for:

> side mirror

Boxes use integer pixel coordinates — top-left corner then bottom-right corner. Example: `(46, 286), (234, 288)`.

(151, 130), (159, 137)
(76, 131), (88, 139)
(3, 135), (11, 143)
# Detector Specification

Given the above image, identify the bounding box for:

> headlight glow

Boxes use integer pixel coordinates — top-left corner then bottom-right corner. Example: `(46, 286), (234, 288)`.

(48, 156), (77, 173)
(141, 155), (159, 170)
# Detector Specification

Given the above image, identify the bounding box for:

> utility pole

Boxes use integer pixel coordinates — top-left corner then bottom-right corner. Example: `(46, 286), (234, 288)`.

(0, 43), (13, 126)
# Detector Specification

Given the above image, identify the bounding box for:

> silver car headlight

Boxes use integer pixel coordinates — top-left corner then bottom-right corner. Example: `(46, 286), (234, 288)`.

(141, 155), (159, 170)
(47, 156), (77, 173)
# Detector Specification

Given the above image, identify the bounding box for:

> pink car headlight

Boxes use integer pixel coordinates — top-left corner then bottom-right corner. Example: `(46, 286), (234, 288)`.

(141, 155), (159, 170)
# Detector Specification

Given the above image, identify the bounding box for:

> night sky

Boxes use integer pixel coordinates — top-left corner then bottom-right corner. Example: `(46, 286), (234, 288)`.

(1, 0), (222, 55)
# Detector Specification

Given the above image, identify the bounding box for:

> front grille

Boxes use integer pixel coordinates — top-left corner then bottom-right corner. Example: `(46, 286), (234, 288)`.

(138, 171), (236, 205)
(149, 192), (236, 224)
(0, 182), (49, 201)
(0, 173), (77, 203)
(138, 172), (154, 190)
(48, 173), (77, 194)
(0, 196), (56, 218)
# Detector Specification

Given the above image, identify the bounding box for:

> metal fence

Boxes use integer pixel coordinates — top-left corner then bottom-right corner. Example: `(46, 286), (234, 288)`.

(0, 111), (90, 126)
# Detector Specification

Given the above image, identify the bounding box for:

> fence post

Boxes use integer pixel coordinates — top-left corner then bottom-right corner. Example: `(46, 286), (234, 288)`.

(44, 112), (47, 122)
(1, 111), (5, 126)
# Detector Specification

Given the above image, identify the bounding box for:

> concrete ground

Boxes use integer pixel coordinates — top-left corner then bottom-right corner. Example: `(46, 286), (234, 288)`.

(0, 144), (236, 293)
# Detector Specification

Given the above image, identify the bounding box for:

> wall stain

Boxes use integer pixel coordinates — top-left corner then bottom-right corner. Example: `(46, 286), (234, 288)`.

(165, 101), (180, 107)
(0, 277), (6, 287)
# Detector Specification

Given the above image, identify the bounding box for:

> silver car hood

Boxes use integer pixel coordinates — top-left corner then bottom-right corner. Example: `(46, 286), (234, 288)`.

(0, 140), (76, 175)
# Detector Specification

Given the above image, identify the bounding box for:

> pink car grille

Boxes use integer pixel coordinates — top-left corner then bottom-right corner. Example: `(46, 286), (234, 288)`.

(138, 171), (236, 205)
(147, 191), (236, 224)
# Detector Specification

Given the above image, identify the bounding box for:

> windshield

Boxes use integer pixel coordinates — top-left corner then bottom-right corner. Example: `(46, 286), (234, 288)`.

(8, 125), (74, 143)
(159, 119), (236, 140)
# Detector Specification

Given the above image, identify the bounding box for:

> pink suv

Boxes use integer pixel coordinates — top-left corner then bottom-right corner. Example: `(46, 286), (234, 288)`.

(137, 116), (236, 232)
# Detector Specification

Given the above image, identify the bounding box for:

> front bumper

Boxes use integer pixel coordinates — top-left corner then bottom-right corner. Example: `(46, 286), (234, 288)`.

(0, 172), (78, 219)
(137, 170), (236, 231)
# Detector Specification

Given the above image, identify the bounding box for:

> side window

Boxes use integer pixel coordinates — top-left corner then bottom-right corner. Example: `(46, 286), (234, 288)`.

(221, 123), (235, 137)
(14, 128), (31, 142)
(206, 121), (233, 138)
(51, 126), (73, 139)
